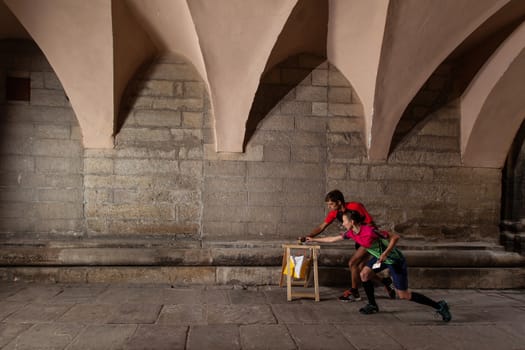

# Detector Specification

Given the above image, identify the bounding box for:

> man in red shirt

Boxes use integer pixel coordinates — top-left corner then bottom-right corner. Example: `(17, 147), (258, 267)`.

(301, 190), (395, 301)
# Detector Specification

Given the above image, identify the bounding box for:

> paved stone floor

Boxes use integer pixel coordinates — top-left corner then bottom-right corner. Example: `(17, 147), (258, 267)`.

(0, 282), (524, 349)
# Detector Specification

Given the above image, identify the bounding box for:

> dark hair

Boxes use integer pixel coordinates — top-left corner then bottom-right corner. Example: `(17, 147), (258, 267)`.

(325, 189), (345, 203)
(343, 210), (365, 224)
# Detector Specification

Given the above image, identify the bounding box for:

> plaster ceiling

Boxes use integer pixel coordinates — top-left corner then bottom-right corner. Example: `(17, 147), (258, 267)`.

(1, 0), (525, 168)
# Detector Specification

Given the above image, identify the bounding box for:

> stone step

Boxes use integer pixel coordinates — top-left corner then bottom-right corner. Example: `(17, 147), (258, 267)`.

(0, 242), (523, 267)
(0, 265), (523, 289)
(0, 237), (523, 288)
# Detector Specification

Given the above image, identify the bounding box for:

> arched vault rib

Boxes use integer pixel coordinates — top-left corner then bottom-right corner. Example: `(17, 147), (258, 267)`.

(187, 0), (297, 153)
(327, 0), (388, 149)
(5, 0), (116, 148)
(367, 0), (510, 161)
(461, 22), (525, 168)
(5, 0), (155, 149)
(125, 0), (207, 92)
(112, 1), (157, 135)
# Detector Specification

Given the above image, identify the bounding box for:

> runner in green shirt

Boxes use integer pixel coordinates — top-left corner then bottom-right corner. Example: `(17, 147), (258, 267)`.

(308, 210), (452, 322)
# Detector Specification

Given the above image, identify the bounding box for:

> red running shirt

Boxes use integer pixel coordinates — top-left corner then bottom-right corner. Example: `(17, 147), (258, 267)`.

(324, 202), (373, 225)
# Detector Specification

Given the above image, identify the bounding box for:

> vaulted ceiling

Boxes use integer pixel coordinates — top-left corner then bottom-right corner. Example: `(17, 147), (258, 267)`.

(1, 0), (525, 168)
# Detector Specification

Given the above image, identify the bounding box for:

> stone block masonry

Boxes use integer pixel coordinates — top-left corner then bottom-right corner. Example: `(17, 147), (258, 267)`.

(84, 54), (205, 239)
(0, 41), (83, 235)
(0, 41), (503, 248)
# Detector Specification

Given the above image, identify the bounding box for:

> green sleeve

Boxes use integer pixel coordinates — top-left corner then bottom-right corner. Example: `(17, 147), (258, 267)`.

(366, 239), (404, 265)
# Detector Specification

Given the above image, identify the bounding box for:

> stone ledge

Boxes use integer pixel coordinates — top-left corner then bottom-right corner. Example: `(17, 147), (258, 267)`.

(0, 238), (523, 289)
(0, 234), (505, 250)
(0, 266), (523, 289)
(0, 243), (523, 268)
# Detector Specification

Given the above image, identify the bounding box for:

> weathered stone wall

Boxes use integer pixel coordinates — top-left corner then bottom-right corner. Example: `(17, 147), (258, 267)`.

(331, 101), (501, 240)
(0, 41), (502, 244)
(202, 56), (328, 241)
(0, 40), (83, 236)
(203, 54), (501, 242)
(84, 54), (205, 240)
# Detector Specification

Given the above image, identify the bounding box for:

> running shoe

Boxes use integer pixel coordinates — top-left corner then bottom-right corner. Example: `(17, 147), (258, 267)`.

(338, 289), (361, 302)
(359, 303), (379, 314)
(436, 300), (452, 322)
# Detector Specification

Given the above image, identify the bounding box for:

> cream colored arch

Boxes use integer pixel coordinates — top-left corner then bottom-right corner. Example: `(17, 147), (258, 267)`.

(187, 0), (297, 153)
(123, 0), (300, 153)
(112, 1), (157, 128)
(367, 0), (510, 160)
(5, 0), (155, 149)
(327, 0), (388, 148)
(5, 0), (115, 148)
(3, 0), (299, 154)
(263, 0), (327, 75)
(125, 0), (206, 90)
(461, 22), (525, 168)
